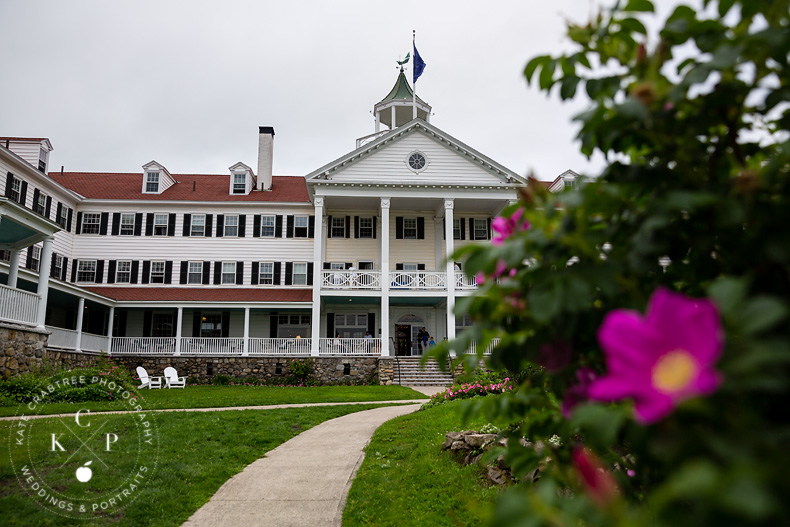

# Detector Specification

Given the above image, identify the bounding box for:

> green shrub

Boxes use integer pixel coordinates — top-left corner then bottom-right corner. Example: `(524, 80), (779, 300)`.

(211, 374), (233, 386)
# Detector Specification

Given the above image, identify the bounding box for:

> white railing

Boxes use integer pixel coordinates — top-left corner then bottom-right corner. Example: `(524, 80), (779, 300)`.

(47, 326), (110, 353)
(248, 338), (311, 356)
(319, 338), (381, 356)
(321, 270), (381, 290)
(467, 338), (502, 355)
(455, 272), (478, 289)
(181, 337), (244, 356)
(355, 129), (389, 148)
(0, 284), (39, 326)
(390, 271), (446, 290)
(111, 337), (176, 355)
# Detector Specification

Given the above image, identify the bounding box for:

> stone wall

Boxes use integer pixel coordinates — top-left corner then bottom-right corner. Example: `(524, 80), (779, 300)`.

(111, 355), (395, 385)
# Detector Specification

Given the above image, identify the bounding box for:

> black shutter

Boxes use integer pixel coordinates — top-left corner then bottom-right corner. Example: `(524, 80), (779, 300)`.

(487, 218), (492, 240)
(307, 262), (314, 286)
(75, 212), (83, 234)
(143, 312), (152, 338)
(107, 260), (116, 283)
(253, 215), (261, 237)
(469, 218), (475, 240)
(130, 261), (139, 284)
(327, 216), (332, 238)
(4, 173), (12, 198)
(354, 216), (360, 238)
(273, 262), (281, 285)
(216, 215), (224, 237)
(61, 257), (68, 281)
(164, 261), (173, 284)
(396, 263), (404, 270)
(183, 214), (191, 236)
(71, 259), (78, 282)
(396, 217), (403, 239)
(284, 262), (293, 285)
(418, 264), (426, 271)
(67, 208), (73, 232)
(251, 262), (259, 285)
(100, 212), (109, 235)
(25, 247), (33, 269)
(417, 217), (425, 239)
(214, 261), (222, 284)
(134, 213), (143, 236)
(180, 261), (188, 284)
(323, 262), (331, 270)
(221, 312), (230, 338)
(270, 314), (278, 338)
(275, 215), (283, 237)
(142, 261), (150, 284)
(56, 202), (62, 225)
(286, 215), (294, 238)
(238, 215), (246, 237)
(167, 213), (176, 236)
(368, 313), (376, 335)
(192, 312), (201, 337)
(49, 254), (57, 277)
(95, 260), (105, 283)
(373, 216), (377, 238)
(236, 261), (244, 284)
(345, 216), (350, 238)
(443, 221), (446, 240)
(327, 313), (334, 338)
(32, 189), (40, 212)
(205, 214), (213, 237)
(45, 196), (52, 218)
(145, 213), (154, 236)
(460, 218), (466, 240)
(309, 216), (315, 238)
(112, 212), (121, 235)
(202, 262), (210, 284)
(19, 181), (27, 205)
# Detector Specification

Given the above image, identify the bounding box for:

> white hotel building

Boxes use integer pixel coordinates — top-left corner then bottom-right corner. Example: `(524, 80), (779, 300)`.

(0, 71), (573, 366)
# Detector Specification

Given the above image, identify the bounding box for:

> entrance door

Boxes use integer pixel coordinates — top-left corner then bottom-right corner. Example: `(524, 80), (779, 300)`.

(395, 324), (411, 356)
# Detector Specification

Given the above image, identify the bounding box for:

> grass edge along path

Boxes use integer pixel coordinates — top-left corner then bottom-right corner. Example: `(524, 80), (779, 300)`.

(0, 385), (426, 417)
(343, 400), (502, 527)
(0, 403), (399, 527)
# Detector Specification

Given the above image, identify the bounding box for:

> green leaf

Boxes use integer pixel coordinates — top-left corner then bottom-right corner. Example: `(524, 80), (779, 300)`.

(538, 59), (557, 90)
(559, 76), (580, 100)
(740, 296), (789, 335)
(569, 403), (627, 449)
(707, 277), (749, 319)
(527, 281), (562, 323)
(718, 0), (736, 17)
(524, 55), (550, 83)
(620, 17), (648, 35)
(624, 0), (654, 12)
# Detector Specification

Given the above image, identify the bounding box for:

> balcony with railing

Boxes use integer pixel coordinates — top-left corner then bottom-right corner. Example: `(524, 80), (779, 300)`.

(46, 326), (111, 353)
(109, 337), (382, 357)
(320, 269), (480, 292)
(0, 284), (39, 326)
(318, 338), (381, 356)
(322, 270), (381, 290)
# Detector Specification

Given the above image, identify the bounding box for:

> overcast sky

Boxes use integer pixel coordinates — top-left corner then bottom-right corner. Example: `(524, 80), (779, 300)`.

(1, 0), (676, 182)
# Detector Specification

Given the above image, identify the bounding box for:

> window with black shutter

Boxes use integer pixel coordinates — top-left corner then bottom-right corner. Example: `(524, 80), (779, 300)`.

(99, 212), (109, 235)
(275, 215), (283, 237)
(202, 262), (210, 284)
(167, 213), (176, 236)
(236, 261), (244, 284)
(273, 262), (281, 285)
(238, 214), (246, 237)
(284, 262), (293, 285)
(145, 213), (154, 236)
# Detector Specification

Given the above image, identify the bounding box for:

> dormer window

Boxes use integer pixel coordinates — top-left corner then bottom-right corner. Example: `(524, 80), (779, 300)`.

(145, 172), (160, 193)
(38, 148), (48, 173)
(233, 173), (246, 194)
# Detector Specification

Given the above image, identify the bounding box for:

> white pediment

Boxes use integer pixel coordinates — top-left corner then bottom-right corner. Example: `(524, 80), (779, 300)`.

(306, 121), (524, 188)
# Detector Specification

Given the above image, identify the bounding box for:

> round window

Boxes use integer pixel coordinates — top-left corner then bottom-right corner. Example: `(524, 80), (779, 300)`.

(407, 152), (427, 171)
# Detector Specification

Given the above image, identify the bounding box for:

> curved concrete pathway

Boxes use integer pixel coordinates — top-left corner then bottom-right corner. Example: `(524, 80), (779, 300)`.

(182, 403), (422, 527)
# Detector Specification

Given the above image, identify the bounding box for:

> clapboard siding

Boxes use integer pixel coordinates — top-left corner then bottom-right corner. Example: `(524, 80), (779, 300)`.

(1, 141), (42, 169)
(389, 214), (436, 270)
(329, 132), (508, 185)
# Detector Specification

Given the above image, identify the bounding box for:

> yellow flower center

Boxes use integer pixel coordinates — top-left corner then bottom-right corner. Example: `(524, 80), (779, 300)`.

(652, 350), (698, 393)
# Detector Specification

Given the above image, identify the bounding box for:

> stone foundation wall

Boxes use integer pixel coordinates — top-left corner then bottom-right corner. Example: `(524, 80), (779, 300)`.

(111, 355), (395, 385)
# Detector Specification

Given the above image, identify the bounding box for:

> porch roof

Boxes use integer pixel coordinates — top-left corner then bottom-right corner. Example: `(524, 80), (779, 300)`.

(83, 287), (312, 303)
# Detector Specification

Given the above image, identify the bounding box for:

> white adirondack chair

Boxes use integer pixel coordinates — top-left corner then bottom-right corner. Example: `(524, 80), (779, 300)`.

(136, 366), (162, 389)
(163, 366), (186, 389)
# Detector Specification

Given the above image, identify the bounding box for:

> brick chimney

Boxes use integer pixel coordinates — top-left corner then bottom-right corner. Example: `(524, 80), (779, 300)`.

(257, 126), (275, 191)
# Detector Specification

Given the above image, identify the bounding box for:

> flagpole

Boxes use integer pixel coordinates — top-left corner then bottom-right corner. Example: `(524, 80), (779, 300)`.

(412, 29), (417, 120)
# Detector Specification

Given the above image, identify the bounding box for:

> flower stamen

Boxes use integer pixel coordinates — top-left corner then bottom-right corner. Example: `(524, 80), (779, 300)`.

(652, 350), (697, 394)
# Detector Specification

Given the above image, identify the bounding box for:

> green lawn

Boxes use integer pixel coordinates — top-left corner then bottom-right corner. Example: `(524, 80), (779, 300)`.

(0, 385), (426, 417)
(343, 400), (503, 527)
(0, 404), (396, 526)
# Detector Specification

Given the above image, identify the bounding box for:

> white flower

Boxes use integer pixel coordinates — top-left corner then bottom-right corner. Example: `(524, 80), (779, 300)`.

(548, 434), (562, 447)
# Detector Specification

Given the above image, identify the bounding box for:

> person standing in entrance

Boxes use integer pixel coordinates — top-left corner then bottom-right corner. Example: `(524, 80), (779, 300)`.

(421, 327), (429, 351)
(417, 327), (426, 353)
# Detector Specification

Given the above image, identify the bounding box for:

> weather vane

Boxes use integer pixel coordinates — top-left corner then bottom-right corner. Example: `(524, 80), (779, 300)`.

(397, 52), (410, 71)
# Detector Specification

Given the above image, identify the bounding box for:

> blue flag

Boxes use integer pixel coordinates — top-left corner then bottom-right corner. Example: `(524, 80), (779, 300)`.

(413, 44), (426, 83)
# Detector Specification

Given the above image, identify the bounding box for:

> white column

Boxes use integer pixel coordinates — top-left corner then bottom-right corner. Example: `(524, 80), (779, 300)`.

(174, 307), (183, 356)
(107, 307), (115, 354)
(35, 237), (53, 329)
(75, 297), (85, 352)
(375, 111), (381, 133)
(243, 307), (250, 356)
(434, 215), (443, 271)
(7, 249), (20, 288)
(380, 198), (391, 356)
(310, 197), (324, 356)
(390, 106), (396, 130)
(444, 200), (456, 352)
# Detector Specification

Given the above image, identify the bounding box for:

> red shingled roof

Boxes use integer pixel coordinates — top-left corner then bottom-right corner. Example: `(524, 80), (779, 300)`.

(84, 287), (312, 303)
(49, 172), (310, 202)
(0, 137), (49, 142)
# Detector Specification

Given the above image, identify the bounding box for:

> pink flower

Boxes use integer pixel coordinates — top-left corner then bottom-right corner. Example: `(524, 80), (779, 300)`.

(573, 447), (618, 507)
(588, 288), (724, 424)
(492, 208), (530, 245)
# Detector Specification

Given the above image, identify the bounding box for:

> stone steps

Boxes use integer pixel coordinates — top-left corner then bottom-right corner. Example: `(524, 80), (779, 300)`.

(393, 357), (454, 386)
